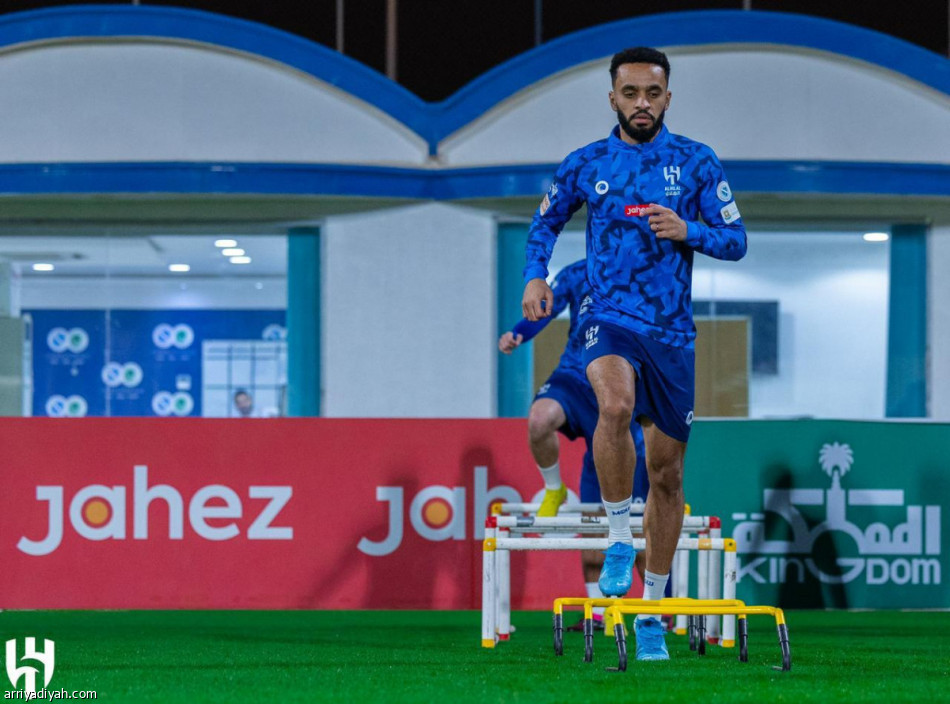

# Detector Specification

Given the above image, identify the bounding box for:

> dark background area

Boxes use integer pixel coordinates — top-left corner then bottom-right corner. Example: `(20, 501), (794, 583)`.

(4, 1), (949, 100)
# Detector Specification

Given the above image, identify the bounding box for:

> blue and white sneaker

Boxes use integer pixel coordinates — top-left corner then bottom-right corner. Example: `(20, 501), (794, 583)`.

(635, 617), (670, 661)
(598, 542), (635, 597)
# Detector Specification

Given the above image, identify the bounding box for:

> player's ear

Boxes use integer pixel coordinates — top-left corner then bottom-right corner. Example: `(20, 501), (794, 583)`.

(666, 90), (672, 110)
(608, 90), (617, 111)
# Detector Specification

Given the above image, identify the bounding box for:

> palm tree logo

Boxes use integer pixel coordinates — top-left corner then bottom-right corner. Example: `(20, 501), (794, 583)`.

(819, 442), (853, 526)
(819, 442), (854, 490)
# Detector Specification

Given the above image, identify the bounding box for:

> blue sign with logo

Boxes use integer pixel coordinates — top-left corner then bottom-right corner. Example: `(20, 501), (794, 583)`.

(28, 309), (285, 417)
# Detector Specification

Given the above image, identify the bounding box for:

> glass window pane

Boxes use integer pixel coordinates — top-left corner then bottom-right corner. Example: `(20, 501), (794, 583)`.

(693, 230), (890, 420)
(7, 231), (286, 417)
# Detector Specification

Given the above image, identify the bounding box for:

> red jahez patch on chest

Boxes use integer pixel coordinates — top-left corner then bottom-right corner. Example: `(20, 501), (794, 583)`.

(625, 204), (650, 217)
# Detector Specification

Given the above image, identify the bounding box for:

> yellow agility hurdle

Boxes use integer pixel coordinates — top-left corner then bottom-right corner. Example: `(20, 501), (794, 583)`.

(552, 597), (791, 672)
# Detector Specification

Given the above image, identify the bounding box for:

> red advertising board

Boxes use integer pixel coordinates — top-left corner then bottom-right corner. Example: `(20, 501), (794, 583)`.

(0, 419), (594, 610)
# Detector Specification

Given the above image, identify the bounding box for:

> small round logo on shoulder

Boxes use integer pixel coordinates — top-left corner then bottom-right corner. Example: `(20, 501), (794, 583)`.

(595, 181), (609, 195)
(716, 181), (732, 202)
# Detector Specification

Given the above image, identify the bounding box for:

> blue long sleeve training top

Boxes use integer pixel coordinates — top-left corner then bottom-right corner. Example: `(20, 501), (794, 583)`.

(524, 125), (747, 348)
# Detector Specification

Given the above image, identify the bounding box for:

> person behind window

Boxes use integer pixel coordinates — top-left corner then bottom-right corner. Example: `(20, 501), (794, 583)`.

(233, 389), (255, 418)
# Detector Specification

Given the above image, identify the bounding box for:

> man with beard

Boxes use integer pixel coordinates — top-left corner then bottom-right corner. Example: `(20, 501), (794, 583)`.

(521, 46), (746, 661)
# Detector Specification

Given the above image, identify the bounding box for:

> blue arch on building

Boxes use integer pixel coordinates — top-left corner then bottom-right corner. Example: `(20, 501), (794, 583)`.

(0, 5), (948, 197)
(434, 10), (950, 143)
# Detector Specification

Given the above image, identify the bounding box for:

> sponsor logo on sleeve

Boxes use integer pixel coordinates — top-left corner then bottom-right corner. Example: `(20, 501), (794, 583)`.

(717, 181), (733, 202)
(539, 194), (551, 215)
(720, 201), (741, 224)
(538, 182), (558, 216)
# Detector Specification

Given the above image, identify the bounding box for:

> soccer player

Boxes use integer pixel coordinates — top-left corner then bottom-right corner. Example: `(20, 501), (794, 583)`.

(521, 47), (747, 660)
(498, 258), (649, 630)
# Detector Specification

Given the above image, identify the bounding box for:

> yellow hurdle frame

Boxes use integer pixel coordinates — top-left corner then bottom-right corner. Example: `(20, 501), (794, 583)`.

(552, 597), (791, 672)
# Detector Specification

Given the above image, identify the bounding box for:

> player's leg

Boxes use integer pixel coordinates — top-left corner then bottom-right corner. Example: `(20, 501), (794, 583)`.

(527, 396), (568, 516)
(573, 432), (646, 633)
(640, 419), (686, 580)
(631, 421), (673, 627)
(633, 418), (686, 660)
(586, 354), (637, 596)
(630, 419), (649, 587)
(587, 355), (637, 501)
(569, 449), (608, 631)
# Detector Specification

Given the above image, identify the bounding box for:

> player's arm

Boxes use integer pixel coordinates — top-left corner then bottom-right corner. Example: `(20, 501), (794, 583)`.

(646, 152), (746, 261)
(503, 269), (572, 352)
(683, 152), (747, 261)
(522, 153), (585, 320)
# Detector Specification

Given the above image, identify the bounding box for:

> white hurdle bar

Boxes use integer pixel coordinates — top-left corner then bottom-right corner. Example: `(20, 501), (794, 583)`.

(481, 525), (736, 650)
(497, 502), (641, 514)
(488, 506), (724, 643)
(495, 515), (715, 533)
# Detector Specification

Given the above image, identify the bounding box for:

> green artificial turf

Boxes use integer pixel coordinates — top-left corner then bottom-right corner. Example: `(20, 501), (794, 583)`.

(0, 610), (947, 702)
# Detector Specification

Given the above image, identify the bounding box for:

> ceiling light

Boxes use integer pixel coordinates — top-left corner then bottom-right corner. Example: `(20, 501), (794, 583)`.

(863, 232), (889, 242)
(215, 239), (238, 248)
(169, 264), (191, 272)
(221, 248), (245, 256)
(230, 256), (252, 264)
(32, 263), (54, 272)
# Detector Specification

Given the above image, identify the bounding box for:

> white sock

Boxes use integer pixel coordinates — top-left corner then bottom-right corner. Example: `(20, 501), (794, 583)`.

(602, 497), (633, 545)
(538, 461), (562, 490)
(639, 570), (670, 622)
(585, 582), (606, 617)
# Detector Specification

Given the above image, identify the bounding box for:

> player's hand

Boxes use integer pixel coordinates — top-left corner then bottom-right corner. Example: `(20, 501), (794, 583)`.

(498, 332), (524, 354)
(645, 204), (687, 241)
(522, 278), (553, 321)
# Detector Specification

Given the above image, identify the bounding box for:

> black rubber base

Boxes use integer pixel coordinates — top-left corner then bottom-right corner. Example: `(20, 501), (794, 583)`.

(777, 623), (791, 671)
(583, 618), (593, 663)
(738, 617), (749, 663)
(614, 623), (627, 672)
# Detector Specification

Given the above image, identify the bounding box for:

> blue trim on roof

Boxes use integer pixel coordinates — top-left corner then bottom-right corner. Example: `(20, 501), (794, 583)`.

(434, 10), (950, 144)
(0, 5), (435, 145)
(0, 163), (433, 198)
(720, 161), (950, 196)
(1, 161), (947, 198)
(1, 6), (947, 154)
(0, 6), (947, 198)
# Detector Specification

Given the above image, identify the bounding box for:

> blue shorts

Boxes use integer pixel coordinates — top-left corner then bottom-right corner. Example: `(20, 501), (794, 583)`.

(534, 370), (598, 442)
(582, 319), (695, 442)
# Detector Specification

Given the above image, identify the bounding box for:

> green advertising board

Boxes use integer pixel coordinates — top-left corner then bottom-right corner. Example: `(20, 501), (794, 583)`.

(684, 420), (948, 609)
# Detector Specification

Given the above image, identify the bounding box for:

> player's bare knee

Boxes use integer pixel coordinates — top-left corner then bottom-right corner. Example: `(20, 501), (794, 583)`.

(597, 395), (634, 431)
(527, 408), (559, 441)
